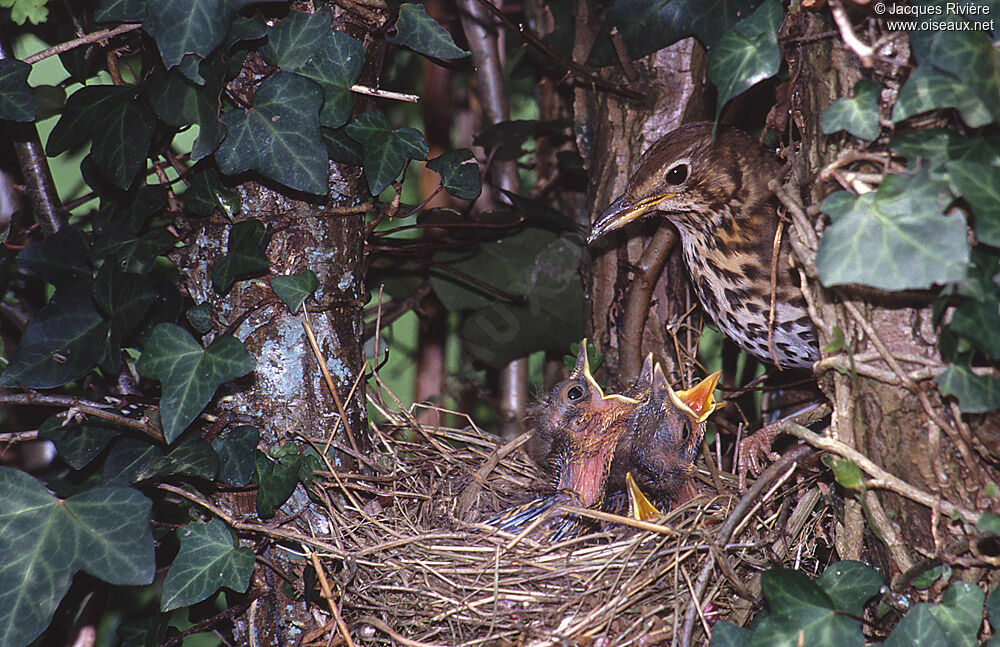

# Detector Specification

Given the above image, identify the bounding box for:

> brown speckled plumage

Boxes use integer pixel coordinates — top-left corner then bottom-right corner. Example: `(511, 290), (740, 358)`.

(589, 122), (819, 370)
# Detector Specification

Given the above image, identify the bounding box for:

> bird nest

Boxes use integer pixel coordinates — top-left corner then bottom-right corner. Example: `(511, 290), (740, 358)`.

(311, 409), (831, 646)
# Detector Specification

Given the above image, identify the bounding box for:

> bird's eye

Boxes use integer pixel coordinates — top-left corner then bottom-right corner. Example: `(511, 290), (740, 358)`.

(665, 164), (688, 185)
(566, 385), (585, 401)
(681, 423), (691, 442)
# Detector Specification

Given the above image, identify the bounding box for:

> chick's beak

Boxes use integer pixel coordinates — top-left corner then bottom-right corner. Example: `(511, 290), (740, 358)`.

(669, 370), (723, 423)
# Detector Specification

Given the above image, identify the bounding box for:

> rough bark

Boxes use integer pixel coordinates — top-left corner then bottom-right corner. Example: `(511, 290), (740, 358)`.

(785, 9), (996, 561)
(574, 20), (710, 388)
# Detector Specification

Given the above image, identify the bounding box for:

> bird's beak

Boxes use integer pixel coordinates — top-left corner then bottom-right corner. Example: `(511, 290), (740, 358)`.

(572, 339), (639, 410)
(669, 370), (723, 423)
(626, 472), (661, 521)
(587, 192), (674, 244)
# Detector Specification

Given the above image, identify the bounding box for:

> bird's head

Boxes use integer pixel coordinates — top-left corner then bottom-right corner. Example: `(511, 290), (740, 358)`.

(588, 122), (777, 244)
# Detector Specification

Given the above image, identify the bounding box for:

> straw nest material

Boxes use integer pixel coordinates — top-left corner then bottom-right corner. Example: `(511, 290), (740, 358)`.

(314, 410), (830, 646)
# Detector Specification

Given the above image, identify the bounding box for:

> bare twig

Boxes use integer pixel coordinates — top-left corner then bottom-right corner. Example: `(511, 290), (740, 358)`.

(23, 23), (143, 64)
(0, 392), (164, 442)
(301, 309), (361, 457)
(307, 551), (356, 647)
(829, 0), (874, 66)
(349, 84), (419, 102)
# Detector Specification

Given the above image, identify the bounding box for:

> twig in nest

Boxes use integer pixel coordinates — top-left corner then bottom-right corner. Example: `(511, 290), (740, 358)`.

(456, 431), (533, 519)
(679, 444), (814, 647)
(307, 550), (356, 647)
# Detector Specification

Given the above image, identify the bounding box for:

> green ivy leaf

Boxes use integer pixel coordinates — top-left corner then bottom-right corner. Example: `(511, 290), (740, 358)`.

(38, 415), (123, 470)
(388, 3), (469, 59)
(298, 31), (366, 128)
(755, 569), (864, 647)
(145, 0), (256, 70)
(822, 455), (864, 491)
(922, 30), (1000, 124)
(160, 519), (253, 611)
(2, 0), (49, 24)
(94, 0), (144, 22)
(270, 271), (318, 314)
(216, 72), (328, 195)
(211, 425), (259, 486)
(0, 467), (154, 647)
(261, 10), (329, 70)
(146, 65), (226, 161)
(91, 228), (176, 276)
(93, 263), (157, 338)
(0, 287), (108, 389)
(186, 303), (214, 333)
(986, 587), (1000, 629)
(589, 0), (764, 67)
(948, 158), (1000, 247)
(46, 85), (155, 189)
(926, 582), (984, 647)
(16, 227), (91, 289)
(92, 183), (169, 237)
(132, 437), (219, 481)
(213, 219), (271, 294)
(883, 604), (950, 647)
(426, 149), (481, 200)
(0, 59), (36, 122)
(136, 323), (255, 442)
(102, 438), (165, 484)
(936, 364), (1000, 414)
(322, 127), (363, 166)
(345, 111), (429, 194)
(949, 293), (1000, 358)
(892, 66), (993, 128)
(707, 0), (781, 119)
(815, 561), (883, 617)
(816, 171), (969, 290)
(709, 621), (751, 647)
(979, 512), (1000, 536)
(821, 79), (881, 141)
(183, 164), (239, 218)
(255, 449), (301, 518)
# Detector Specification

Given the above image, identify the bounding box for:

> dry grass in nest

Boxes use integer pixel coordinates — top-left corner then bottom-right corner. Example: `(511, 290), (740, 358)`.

(309, 408), (832, 646)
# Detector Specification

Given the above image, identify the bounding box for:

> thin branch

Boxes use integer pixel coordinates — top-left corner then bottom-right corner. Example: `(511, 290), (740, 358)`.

(0, 392), (164, 441)
(619, 226), (676, 380)
(781, 422), (980, 525)
(23, 23), (144, 64)
(301, 309), (361, 457)
(350, 84), (419, 102)
(468, 0), (648, 103)
(307, 551), (356, 647)
(829, 0), (874, 66)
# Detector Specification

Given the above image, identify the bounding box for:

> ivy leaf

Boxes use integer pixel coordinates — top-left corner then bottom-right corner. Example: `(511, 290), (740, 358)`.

(979, 513), (1000, 537)
(261, 10), (329, 70)
(947, 158), (1000, 247)
(16, 227), (91, 289)
(883, 604), (950, 647)
(822, 456), (864, 491)
(0, 287), (108, 389)
(136, 323), (255, 443)
(93, 263), (157, 338)
(46, 85), (155, 189)
(91, 228), (176, 276)
(0, 59), (36, 122)
(183, 164), (240, 218)
(255, 449), (301, 518)
(755, 569), (864, 647)
(38, 415), (123, 470)
(270, 271), (318, 314)
(821, 79), (881, 141)
(146, 65), (226, 161)
(816, 171), (969, 290)
(211, 425), (259, 486)
(707, 0), (781, 119)
(322, 127), (363, 166)
(923, 30), (1000, 124)
(132, 437), (219, 481)
(297, 31), (366, 128)
(216, 72), (328, 195)
(186, 303), (214, 334)
(936, 364), (1000, 413)
(388, 3), (469, 59)
(94, 0), (144, 22)
(161, 519), (253, 612)
(589, 0), (764, 67)
(345, 111), (428, 195)
(213, 219), (271, 294)
(987, 587), (1000, 631)
(709, 621), (750, 647)
(926, 582), (984, 647)
(426, 149), (481, 200)
(103, 438), (165, 484)
(0, 467), (154, 647)
(892, 66), (993, 129)
(949, 293), (1000, 358)
(815, 561), (883, 617)
(145, 0), (257, 70)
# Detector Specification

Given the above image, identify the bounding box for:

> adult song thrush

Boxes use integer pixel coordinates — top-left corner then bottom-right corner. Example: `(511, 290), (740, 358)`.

(588, 122), (819, 370)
